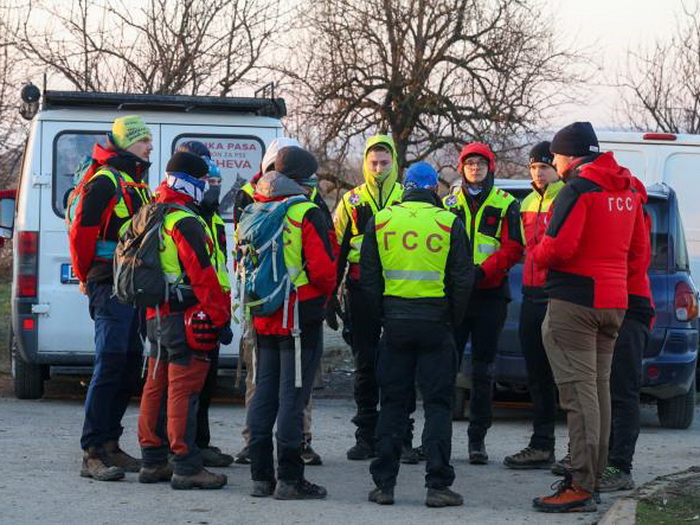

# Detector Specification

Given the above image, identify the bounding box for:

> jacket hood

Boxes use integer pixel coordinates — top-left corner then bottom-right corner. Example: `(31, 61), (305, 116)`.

(261, 137), (302, 174)
(362, 134), (399, 197)
(254, 171), (307, 200)
(401, 187), (443, 208)
(631, 175), (648, 204)
(92, 141), (151, 179)
(578, 152), (632, 192)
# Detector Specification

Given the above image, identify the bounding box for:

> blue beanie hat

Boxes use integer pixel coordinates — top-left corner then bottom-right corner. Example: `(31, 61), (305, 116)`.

(404, 161), (438, 190)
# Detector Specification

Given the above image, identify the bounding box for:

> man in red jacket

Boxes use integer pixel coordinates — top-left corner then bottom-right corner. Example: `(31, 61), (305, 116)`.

(504, 141), (564, 470)
(244, 147), (337, 500)
(137, 152), (231, 490)
(69, 115), (152, 481)
(443, 142), (524, 464)
(532, 122), (647, 513)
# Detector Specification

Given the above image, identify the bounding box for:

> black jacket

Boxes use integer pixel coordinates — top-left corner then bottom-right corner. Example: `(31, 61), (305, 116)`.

(360, 188), (473, 326)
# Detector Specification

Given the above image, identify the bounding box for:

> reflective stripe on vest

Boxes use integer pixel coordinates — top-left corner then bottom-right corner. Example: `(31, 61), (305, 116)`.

(375, 201), (455, 299)
(283, 200), (318, 288)
(209, 213), (230, 292)
(343, 182), (403, 264)
(443, 187), (515, 265)
(161, 208), (215, 285)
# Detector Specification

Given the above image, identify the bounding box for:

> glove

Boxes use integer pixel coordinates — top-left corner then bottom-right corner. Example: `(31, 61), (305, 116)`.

(325, 295), (340, 331)
(219, 323), (234, 345)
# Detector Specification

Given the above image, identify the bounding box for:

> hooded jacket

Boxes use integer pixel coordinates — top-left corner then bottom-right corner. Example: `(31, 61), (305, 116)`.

(334, 134), (403, 282)
(249, 171), (337, 336)
(627, 176), (655, 325)
(533, 152), (647, 309)
(146, 182), (231, 327)
(360, 188), (473, 325)
(69, 141), (151, 283)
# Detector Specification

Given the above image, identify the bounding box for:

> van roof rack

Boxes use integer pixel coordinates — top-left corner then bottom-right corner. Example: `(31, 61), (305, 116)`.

(42, 90), (287, 118)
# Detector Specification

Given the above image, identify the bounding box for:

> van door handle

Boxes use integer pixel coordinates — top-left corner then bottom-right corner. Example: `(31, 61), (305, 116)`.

(31, 303), (50, 315)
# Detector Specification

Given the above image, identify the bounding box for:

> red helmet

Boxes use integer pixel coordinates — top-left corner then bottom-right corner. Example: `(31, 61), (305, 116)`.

(458, 142), (496, 173)
(184, 307), (219, 351)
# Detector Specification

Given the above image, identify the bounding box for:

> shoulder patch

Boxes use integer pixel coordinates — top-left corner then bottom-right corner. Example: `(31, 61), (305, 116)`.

(348, 193), (362, 206)
(444, 194), (458, 207)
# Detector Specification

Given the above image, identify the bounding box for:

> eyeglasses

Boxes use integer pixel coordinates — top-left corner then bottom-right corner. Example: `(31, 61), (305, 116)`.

(464, 160), (488, 168)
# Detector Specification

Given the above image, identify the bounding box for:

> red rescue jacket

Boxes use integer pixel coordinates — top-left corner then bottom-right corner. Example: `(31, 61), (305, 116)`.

(533, 153), (647, 309)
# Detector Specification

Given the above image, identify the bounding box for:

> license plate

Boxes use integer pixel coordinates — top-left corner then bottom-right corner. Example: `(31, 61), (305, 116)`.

(60, 264), (79, 284)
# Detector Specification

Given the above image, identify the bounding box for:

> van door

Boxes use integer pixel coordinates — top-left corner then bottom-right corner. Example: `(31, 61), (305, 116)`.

(160, 124), (280, 362)
(37, 121), (161, 357)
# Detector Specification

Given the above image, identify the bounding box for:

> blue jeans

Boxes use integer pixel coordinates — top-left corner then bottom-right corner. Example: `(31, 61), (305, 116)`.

(80, 282), (143, 450)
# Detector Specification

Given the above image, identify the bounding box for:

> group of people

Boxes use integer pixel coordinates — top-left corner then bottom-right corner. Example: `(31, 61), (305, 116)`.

(68, 114), (652, 513)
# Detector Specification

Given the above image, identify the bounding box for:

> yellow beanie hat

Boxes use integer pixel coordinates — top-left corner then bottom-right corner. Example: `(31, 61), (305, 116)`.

(111, 115), (152, 150)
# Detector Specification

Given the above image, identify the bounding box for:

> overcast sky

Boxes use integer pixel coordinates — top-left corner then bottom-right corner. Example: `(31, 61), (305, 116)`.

(548, 0), (691, 128)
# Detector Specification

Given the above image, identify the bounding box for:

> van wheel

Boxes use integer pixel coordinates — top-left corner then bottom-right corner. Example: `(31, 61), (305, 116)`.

(657, 376), (696, 430)
(9, 330), (45, 400)
(453, 386), (468, 421)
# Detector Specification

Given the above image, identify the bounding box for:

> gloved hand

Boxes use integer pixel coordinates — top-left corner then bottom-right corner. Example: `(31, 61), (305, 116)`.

(325, 295), (340, 331)
(219, 323), (234, 345)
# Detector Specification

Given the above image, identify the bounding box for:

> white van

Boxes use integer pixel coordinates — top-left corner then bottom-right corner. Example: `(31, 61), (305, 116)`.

(597, 131), (700, 279)
(0, 88), (285, 398)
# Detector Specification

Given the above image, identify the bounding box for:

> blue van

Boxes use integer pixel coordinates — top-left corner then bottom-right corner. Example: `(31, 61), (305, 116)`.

(455, 180), (699, 429)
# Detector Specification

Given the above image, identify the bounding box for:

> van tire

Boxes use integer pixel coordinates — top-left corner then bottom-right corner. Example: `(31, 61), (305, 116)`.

(657, 376), (696, 430)
(9, 330), (45, 400)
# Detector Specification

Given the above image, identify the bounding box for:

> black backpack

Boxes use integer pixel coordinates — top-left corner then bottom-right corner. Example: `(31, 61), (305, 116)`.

(113, 202), (190, 307)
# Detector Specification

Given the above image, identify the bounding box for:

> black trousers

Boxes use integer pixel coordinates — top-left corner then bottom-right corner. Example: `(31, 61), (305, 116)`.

(454, 297), (508, 443)
(520, 298), (557, 451)
(371, 320), (456, 490)
(347, 281), (382, 444)
(247, 322), (323, 482)
(609, 317), (649, 473)
(195, 346), (220, 449)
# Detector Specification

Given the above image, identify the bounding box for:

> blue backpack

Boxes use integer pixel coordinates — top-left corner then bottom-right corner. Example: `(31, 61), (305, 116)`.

(235, 195), (309, 318)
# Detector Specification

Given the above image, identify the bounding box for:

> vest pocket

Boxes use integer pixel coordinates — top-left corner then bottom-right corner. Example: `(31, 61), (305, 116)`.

(478, 205), (502, 237)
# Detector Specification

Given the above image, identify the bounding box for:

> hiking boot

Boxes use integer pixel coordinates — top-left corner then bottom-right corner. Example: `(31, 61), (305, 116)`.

(551, 452), (571, 476)
(170, 468), (227, 490)
(251, 480), (276, 497)
(598, 466), (635, 492)
(368, 486), (395, 505)
(400, 445), (420, 465)
(201, 446), (234, 468)
(138, 463), (173, 484)
(468, 441), (488, 465)
(233, 446), (250, 465)
(301, 441), (323, 466)
(533, 476), (596, 513)
(503, 446), (555, 470)
(103, 440), (141, 473)
(273, 479), (328, 500)
(426, 488), (464, 508)
(347, 441), (375, 461)
(80, 447), (125, 481)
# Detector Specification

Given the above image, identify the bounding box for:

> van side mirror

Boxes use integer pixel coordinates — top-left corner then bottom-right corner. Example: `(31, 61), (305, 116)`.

(0, 190), (17, 240)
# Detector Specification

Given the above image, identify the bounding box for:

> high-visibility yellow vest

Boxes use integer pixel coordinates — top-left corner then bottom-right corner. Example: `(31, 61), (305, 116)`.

(443, 186), (516, 265)
(336, 182), (403, 264)
(283, 200), (318, 288)
(161, 207), (216, 286)
(208, 212), (230, 292)
(241, 182), (254, 198)
(375, 201), (455, 298)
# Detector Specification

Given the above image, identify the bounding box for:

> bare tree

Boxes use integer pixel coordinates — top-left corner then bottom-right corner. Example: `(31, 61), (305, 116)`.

(14, 0), (279, 96)
(620, 4), (700, 133)
(280, 0), (579, 187)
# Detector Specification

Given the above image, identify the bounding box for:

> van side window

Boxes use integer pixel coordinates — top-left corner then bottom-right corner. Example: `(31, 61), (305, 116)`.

(646, 199), (669, 270)
(172, 135), (264, 222)
(675, 212), (690, 272)
(52, 131), (107, 217)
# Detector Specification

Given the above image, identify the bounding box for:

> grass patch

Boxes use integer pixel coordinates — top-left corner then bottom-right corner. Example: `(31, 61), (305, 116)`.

(637, 497), (700, 524)
(0, 282), (10, 372)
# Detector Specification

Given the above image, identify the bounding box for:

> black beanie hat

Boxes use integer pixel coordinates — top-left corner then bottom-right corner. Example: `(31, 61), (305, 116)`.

(529, 141), (554, 167)
(166, 151), (209, 179)
(550, 122), (600, 157)
(275, 146), (318, 181)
